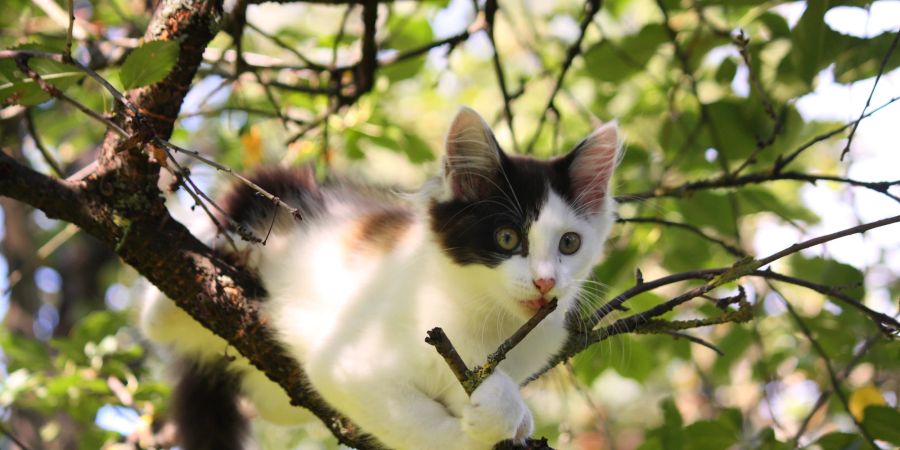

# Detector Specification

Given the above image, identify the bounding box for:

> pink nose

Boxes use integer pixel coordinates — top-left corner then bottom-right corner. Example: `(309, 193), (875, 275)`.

(533, 278), (555, 295)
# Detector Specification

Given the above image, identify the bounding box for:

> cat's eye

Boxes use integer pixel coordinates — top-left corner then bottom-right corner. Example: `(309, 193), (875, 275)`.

(494, 226), (521, 252)
(559, 232), (581, 255)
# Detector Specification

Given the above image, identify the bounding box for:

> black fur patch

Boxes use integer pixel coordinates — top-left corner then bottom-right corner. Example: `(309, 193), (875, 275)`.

(217, 166), (322, 234)
(429, 152), (575, 267)
(173, 358), (247, 450)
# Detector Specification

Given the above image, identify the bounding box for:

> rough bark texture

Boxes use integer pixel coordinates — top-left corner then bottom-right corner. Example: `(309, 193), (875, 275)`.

(0, 0), (380, 447)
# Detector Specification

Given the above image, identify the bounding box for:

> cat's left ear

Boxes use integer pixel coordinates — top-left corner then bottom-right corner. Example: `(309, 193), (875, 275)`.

(559, 121), (621, 212)
(443, 107), (506, 201)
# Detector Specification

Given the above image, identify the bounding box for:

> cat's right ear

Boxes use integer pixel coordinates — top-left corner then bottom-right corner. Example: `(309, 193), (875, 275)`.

(443, 107), (505, 201)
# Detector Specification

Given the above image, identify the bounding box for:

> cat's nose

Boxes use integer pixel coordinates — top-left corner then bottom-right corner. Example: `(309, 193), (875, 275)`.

(533, 278), (555, 295)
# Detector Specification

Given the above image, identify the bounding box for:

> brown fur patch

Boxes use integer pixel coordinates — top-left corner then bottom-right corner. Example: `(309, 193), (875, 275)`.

(345, 208), (413, 254)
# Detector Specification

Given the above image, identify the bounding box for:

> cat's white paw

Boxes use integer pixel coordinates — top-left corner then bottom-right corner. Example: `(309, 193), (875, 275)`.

(462, 370), (533, 447)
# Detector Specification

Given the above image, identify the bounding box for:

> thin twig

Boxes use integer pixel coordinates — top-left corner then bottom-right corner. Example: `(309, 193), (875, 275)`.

(757, 270), (899, 335)
(484, 0), (519, 153)
(618, 216), (746, 257)
(776, 95), (900, 171)
(156, 138), (303, 220)
(526, 0), (601, 153)
(792, 333), (883, 446)
(618, 170), (900, 204)
(427, 298), (558, 395)
(660, 330), (724, 355)
(756, 214), (900, 268)
(774, 287), (879, 448)
(424, 328), (472, 390)
(0, 420), (32, 450)
(13, 55), (128, 137)
(64, 0), (75, 62)
(840, 27), (900, 161)
(24, 108), (65, 177)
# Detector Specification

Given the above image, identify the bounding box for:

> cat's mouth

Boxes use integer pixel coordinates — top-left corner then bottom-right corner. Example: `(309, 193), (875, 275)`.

(521, 296), (549, 312)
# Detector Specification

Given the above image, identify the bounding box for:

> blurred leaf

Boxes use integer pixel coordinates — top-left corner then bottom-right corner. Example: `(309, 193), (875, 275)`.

(400, 130), (435, 163)
(755, 427), (793, 450)
(583, 24), (668, 82)
(715, 57), (738, 84)
(712, 326), (753, 380)
(0, 54), (83, 106)
(677, 191), (736, 235)
(736, 187), (819, 223)
(789, 255), (865, 299)
(861, 405), (900, 446)
(790, 0), (829, 85)
(0, 331), (51, 371)
(833, 30), (900, 84)
(815, 432), (865, 450)
(384, 15), (433, 53)
(119, 40), (179, 90)
(757, 12), (791, 39)
(658, 398), (684, 450)
(683, 419), (738, 450)
(379, 15), (432, 82)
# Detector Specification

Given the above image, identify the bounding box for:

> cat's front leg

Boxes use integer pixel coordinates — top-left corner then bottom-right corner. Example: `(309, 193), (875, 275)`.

(462, 370), (534, 446)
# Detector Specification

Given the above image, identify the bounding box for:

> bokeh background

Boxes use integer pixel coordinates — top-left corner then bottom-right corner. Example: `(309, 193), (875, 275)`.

(1, 0), (899, 449)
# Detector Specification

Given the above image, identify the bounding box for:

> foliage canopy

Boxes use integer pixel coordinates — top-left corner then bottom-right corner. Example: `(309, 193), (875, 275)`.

(0, 0), (898, 449)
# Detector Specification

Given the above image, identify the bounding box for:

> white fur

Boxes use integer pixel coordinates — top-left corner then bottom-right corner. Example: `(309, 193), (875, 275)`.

(141, 110), (620, 449)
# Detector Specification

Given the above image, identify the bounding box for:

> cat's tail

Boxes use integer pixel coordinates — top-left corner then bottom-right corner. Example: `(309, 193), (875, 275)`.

(172, 357), (248, 450)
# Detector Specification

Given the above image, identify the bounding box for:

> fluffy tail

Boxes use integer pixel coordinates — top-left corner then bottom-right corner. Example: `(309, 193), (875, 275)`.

(172, 358), (248, 450)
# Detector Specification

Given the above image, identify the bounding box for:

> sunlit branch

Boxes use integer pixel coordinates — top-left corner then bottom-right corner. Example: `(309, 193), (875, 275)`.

(618, 170), (900, 204)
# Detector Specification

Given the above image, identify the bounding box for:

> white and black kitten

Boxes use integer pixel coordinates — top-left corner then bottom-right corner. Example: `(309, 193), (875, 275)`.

(141, 107), (621, 450)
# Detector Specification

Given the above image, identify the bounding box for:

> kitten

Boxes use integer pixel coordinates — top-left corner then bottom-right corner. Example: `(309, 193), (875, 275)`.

(140, 107), (621, 450)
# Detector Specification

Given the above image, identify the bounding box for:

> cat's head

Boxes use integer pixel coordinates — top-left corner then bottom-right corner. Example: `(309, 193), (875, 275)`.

(429, 107), (620, 320)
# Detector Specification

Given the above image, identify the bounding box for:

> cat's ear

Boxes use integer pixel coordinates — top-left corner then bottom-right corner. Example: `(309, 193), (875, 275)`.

(560, 121), (621, 212)
(443, 107), (505, 200)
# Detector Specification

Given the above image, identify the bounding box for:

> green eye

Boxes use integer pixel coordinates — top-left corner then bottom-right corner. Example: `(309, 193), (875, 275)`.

(559, 232), (581, 255)
(495, 226), (521, 251)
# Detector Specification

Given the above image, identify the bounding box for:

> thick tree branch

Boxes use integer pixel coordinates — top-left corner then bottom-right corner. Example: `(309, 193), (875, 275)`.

(2, 0), (383, 447)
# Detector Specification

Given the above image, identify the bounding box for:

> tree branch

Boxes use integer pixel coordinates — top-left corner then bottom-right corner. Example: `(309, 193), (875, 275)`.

(2, 0), (384, 447)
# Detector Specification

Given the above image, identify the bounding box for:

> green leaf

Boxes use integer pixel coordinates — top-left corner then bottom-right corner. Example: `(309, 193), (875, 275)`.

(736, 187), (819, 223)
(380, 15), (432, 82)
(815, 431), (865, 450)
(69, 311), (128, 348)
(384, 15), (433, 53)
(755, 427), (793, 450)
(790, 0), (830, 85)
(862, 405), (900, 446)
(715, 58), (738, 84)
(833, 30), (900, 84)
(119, 40), (179, 90)
(658, 398), (685, 450)
(678, 191), (736, 236)
(583, 24), (668, 82)
(0, 331), (51, 371)
(683, 420), (738, 450)
(0, 56), (84, 106)
(400, 130), (435, 163)
(789, 255), (865, 299)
